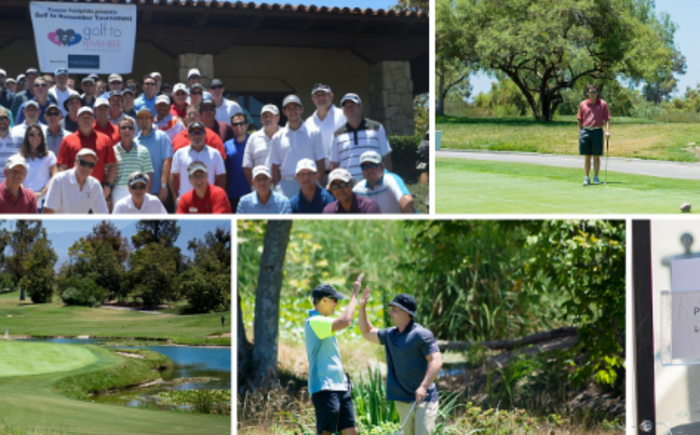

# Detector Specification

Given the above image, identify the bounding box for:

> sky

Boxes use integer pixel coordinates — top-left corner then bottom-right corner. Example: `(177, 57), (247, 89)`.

(469, 0), (700, 99)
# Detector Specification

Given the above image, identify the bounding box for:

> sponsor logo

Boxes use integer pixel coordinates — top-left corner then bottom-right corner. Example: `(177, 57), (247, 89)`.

(48, 28), (82, 47)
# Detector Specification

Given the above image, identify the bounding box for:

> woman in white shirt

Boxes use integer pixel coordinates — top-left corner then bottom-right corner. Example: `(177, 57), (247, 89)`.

(18, 124), (57, 212)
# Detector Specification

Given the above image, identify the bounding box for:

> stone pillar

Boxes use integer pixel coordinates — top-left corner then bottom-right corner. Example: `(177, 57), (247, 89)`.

(176, 53), (214, 88)
(366, 61), (415, 136)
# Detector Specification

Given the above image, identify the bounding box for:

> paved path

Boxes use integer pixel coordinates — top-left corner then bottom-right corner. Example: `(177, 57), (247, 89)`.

(437, 149), (700, 180)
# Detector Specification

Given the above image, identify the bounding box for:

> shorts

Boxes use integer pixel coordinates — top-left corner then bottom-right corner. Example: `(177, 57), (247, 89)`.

(311, 389), (356, 435)
(579, 128), (604, 156)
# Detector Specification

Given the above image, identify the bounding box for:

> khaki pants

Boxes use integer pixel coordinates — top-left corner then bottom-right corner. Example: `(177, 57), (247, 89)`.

(396, 400), (438, 435)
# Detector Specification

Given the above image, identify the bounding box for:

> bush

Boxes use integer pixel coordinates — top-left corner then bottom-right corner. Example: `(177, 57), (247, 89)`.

(388, 135), (422, 183)
(0, 273), (16, 293)
(60, 277), (104, 308)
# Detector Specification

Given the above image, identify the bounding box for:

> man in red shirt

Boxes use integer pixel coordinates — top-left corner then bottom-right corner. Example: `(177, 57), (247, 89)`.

(0, 155), (37, 213)
(577, 84), (611, 186)
(176, 161), (231, 214)
(57, 106), (118, 198)
(170, 83), (189, 119)
(171, 104), (226, 159)
(92, 98), (120, 145)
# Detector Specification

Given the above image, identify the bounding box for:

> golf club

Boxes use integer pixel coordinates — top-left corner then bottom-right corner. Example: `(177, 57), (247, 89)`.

(604, 135), (609, 184)
(392, 401), (418, 435)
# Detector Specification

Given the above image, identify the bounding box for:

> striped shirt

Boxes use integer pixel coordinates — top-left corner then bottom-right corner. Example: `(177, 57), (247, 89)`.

(353, 171), (412, 214)
(113, 143), (154, 188)
(237, 191), (292, 214)
(330, 118), (391, 181)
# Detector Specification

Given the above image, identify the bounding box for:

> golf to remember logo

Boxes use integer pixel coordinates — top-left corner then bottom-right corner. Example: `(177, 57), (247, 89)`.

(48, 24), (122, 49)
(48, 28), (81, 47)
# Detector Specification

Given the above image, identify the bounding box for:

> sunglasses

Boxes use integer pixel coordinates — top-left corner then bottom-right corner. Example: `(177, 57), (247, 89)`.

(210, 85), (224, 90)
(143, 82), (155, 86)
(130, 183), (147, 190)
(34, 83), (48, 88)
(46, 111), (61, 117)
(201, 106), (215, 112)
(110, 81), (122, 85)
(78, 159), (96, 169)
(330, 182), (351, 190)
(120, 125), (134, 130)
(231, 121), (247, 127)
(190, 91), (202, 96)
(360, 163), (380, 170)
(190, 130), (205, 136)
(0, 117), (9, 122)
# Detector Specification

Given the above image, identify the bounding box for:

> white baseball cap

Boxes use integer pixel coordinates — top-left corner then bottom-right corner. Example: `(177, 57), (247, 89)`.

(359, 151), (382, 165)
(0, 69), (6, 77)
(94, 98), (109, 108)
(77, 148), (98, 160)
(295, 159), (317, 174)
(282, 94), (303, 108)
(6, 154), (27, 170)
(77, 106), (94, 117)
(173, 83), (189, 94)
(261, 104), (279, 116)
(252, 165), (271, 179)
(187, 68), (201, 78)
(329, 168), (352, 183)
(155, 95), (170, 105)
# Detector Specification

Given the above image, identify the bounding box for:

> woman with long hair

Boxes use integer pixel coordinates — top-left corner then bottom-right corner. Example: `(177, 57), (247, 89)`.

(18, 123), (57, 211)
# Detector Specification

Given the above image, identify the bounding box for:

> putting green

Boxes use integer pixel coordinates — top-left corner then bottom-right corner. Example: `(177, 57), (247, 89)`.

(437, 158), (700, 214)
(0, 341), (100, 377)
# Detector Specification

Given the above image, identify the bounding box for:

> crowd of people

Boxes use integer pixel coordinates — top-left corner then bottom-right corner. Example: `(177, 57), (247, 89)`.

(0, 67), (416, 214)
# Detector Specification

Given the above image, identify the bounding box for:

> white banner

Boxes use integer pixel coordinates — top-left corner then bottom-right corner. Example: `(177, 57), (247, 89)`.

(29, 1), (137, 74)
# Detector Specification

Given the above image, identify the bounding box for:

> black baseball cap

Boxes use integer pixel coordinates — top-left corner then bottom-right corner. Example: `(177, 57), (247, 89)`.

(389, 294), (417, 317)
(311, 283), (345, 301)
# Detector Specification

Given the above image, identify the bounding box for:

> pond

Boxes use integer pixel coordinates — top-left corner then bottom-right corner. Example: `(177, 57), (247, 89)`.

(21, 338), (230, 410)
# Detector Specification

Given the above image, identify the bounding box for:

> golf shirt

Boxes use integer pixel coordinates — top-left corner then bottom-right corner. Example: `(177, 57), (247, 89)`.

(290, 184), (335, 214)
(215, 99), (243, 124)
(113, 143), (154, 188)
(171, 145), (226, 197)
(176, 184), (231, 214)
(60, 115), (79, 133)
(45, 127), (70, 155)
(172, 128), (226, 160)
(134, 94), (157, 114)
(155, 114), (186, 142)
(204, 120), (234, 143)
(24, 151), (57, 193)
(304, 309), (347, 395)
(93, 120), (120, 146)
(243, 128), (278, 169)
(48, 87), (73, 116)
(322, 194), (381, 214)
(268, 123), (325, 178)
(577, 98), (610, 128)
(330, 119), (392, 182)
(0, 181), (37, 213)
(353, 171), (412, 214)
(170, 103), (188, 119)
(305, 105), (346, 168)
(113, 193), (167, 214)
(43, 169), (109, 214)
(377, 321), (439, 403)
(57, 129), (116, 183)
(134, 128), (174, 195)
(236, 190), (291, 214)
(224, 134), (252, 199)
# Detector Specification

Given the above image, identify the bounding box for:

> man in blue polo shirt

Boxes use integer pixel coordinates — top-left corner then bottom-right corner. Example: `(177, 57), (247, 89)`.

(353, 151), (415, 214)
(358, 291), (443, 435)
(305, 275), (364, 435)
(290, 159), (334, 213)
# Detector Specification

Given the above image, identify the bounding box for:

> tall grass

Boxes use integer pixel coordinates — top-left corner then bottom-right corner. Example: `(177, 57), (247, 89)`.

(351, 366), (398, 429)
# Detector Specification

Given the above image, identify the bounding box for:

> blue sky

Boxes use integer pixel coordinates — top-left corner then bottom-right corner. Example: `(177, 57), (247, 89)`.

(469, 0), (700, 99)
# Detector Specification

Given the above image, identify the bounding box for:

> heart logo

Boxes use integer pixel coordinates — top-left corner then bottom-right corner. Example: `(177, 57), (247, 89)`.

(48, 29), (81, 47)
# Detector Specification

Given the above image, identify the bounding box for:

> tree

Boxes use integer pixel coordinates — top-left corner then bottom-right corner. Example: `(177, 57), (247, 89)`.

(125, 243), (178, 308)
(187, 226), (231, 275)
(5, 221), (46, 285)
(643, 52), (686, 104)
(392, 0), (428, 13)
(436, 57), (471, 116)
(132, 220), (183, 272)
(238, 220), (292, 390)
(443, 0), (682, 121)
(21, 238), (57, 304)
(183, 227), (231, 313)
(85, 221), (131, 264)
(62, 238), (125, 301)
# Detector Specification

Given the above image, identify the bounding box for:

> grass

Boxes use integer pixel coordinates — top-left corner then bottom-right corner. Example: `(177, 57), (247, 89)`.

(436, 157), (700, 214)
(437, 115), (700, 162)
(0, 290), (231, 346)
(0, 340), (100, 378)
(0, 341), (230, 435)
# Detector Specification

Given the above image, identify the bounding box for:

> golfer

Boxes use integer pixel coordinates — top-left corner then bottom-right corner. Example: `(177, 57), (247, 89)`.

(358, 290), (442, 435)
(304, 275), (364, 435)
(577, 84), (610, 186)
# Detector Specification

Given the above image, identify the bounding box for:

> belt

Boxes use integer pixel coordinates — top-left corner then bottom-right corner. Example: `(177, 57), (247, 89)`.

(583, 126), (602, 131)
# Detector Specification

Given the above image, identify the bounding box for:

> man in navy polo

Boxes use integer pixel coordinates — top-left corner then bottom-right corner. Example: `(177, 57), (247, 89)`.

(358, 291), (443, 435)
(304, 275), (364, 435)
(289, 159), (334, 214)
(223, 112), (251, 212)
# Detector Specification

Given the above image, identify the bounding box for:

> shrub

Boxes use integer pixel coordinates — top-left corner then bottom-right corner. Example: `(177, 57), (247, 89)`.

(60, 276), (104, 308)
(388, 135), (422, 183)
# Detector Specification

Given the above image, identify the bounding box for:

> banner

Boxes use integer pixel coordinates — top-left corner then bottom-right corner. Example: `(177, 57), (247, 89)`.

(29, 1), (137, 74)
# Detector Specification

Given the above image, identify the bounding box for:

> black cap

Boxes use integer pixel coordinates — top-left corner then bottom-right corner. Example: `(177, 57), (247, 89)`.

(209, 78), (224, 88)
(121, 87), (135, 96)
(63, 93), (82, 111)
(389, 294), (417, 317)
(311, 283), (345, 301)
(200, 98), (215, 108)
(190, 83), (205, 92)
(188, 121), (205, 133)
(109, 90), (122, 98)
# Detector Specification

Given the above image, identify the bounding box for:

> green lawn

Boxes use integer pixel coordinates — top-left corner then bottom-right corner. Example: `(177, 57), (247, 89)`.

(0, 291), (231, 346)
(437, 157), (700, 213)
(437, 115), (700, 162)
(0, 341), (230, 435)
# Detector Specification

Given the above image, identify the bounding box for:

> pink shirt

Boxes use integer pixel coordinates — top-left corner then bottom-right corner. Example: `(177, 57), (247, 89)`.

(577, 98), (610, 128)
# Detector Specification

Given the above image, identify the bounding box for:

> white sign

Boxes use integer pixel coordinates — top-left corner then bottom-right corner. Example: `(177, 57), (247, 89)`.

(671, 291), (700, 360)
(671, 257), (700, 293)
(29, 2), (137, 74)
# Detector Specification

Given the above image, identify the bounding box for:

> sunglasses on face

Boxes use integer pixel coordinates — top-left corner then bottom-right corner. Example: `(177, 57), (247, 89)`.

(120, 125), (134, 130)
(34, 83), (47, 88)
(191, 92), (203, 96)
(110, 81), (122, 85)
(130, 183), (147, 190)
(330, 182), (351, 190)
(231, 122), (247, 127)
(143, 82), (155, 86)
(190, 130), (205, 136)
(360, 163), (380, 170)
(46, 111), (61, 117)
(210, 85), (223, 90)
(78, 159), (96, 169)
(202, 106), (215, 112)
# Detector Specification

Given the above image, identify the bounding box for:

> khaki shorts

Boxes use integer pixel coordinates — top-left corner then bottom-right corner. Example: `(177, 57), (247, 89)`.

(396, 400), (438, 435)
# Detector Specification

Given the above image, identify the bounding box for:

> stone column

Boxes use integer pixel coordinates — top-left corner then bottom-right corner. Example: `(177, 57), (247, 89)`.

(366, 61), (415, 136)
(176, 53), (214, 88)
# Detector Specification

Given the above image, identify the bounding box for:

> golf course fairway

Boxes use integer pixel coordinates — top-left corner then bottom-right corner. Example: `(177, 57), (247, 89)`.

(437, 157), (700, 214)
(0, 341), (230, 435)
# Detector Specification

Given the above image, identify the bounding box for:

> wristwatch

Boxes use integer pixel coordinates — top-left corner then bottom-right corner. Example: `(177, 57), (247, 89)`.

(103, 181), (114, 189)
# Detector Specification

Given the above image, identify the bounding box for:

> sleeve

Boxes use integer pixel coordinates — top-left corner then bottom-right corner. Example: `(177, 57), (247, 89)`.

(10, 95), (23, 122)
(213, 152), (226, 175)
(156, 199), (167, 214)
(56, 138), (72, 166)
(376, 328), (387, 345)
(43, 176), (61, 210)
(419, 329), (439, 357)
(268, 135), (281, 166)
(577, 102), (583, 120)
(378, 125), (392, 155)
(105, 139), (118, 164)
(171, 150), (181, 175)
(308, 316), (335, 340)
(281, 198), (292, 214)
(236, 198), (245, 213)
(161, 132), (174, 159)
(213, 189), (232, 214)
(92, 185), (109, 214)
(387, 173), (410, 202)
(604, 101), (611, 121)
(176, 194), (188, 214)
(207, 130), (226, 160)
(330, 135), (339, 163)
(141, 147), (155, 174)
(47, 151), (57, 167)
(242, 135), (254, 168)
(16, 102), (25, 125)
(312, 130), (325, 161)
